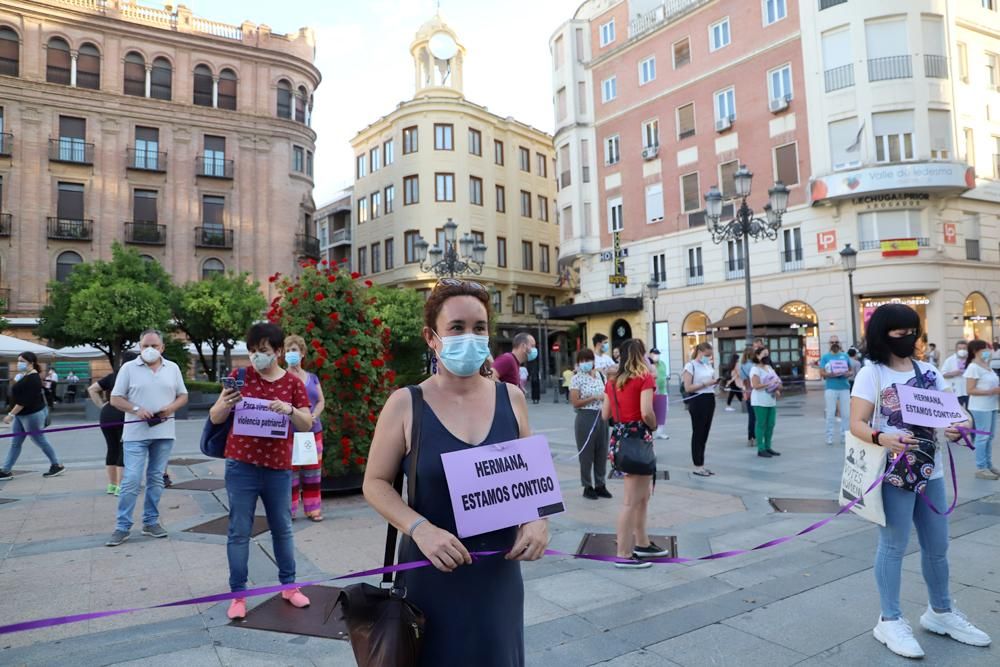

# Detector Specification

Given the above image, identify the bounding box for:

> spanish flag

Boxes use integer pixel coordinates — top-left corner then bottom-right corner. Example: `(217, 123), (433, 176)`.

(881, 238), (919, 257)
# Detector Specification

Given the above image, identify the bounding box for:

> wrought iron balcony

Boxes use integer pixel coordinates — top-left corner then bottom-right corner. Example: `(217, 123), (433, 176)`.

(127, 147), (167, 172)
(0, 132), (11, 157)
(724, 259), (745, 281)
(781, 249), (804, 272)
(686, 267), (704, 286)
(49, 138), (94, 165)
(196, 156), (234, 179)
(194, 226), (233, 249)
(924, 55), (949, 79)
(124, 221), (167, 246)
(824, 64), (855, 92)
(0, 212), (10, 237)
(295, 233), (321, 260)
(47, 217), (93, 241)
(868, 55), (913, 82)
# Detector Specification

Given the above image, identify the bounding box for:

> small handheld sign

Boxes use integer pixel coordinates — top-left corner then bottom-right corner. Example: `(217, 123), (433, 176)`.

(441, 435), (564, 538)
(827, 359), (849, 374)
(894, 384), (966, 428)
(233, 397), (290, 439)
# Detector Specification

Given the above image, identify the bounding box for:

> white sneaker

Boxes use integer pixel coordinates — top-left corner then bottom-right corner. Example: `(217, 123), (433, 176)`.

(874, 617), (925, 658)
(724, 406), (736, 412)
(920, 607), (992, 647)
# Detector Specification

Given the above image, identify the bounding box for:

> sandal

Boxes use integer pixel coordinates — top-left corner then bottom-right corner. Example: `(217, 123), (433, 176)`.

(306, 514), (324, 522)
(692, 469), (712, 477)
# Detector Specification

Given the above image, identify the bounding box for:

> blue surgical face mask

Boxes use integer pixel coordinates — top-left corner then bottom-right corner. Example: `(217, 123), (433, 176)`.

(701, 357), (713, 366)
(16, 361), (28, 372)
(435, 332), (490, 377)
(579, 361), (594, 373)
(602, 342), (610, 353)
(285, 351), (302, 367)
(982, 351), (992, 362)
(527, 347), (539, 362)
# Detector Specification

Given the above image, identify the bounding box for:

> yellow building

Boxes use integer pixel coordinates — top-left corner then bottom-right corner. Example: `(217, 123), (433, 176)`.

(349, 14), (571, 362)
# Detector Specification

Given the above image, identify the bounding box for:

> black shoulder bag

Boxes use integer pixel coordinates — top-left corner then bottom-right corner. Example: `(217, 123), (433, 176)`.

(610, 382), (657, 475)
(337, 386), (426, 667)
(885, 361), (938, 493)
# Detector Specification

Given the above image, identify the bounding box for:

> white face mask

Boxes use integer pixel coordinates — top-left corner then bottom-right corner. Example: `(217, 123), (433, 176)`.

(957, 349), (968, 359)
(141, 347), (161, 364)
(250, 352), (276, 372)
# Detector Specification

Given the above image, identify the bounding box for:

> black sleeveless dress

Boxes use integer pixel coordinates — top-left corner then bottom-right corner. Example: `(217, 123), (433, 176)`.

(399, 383), (524, 667)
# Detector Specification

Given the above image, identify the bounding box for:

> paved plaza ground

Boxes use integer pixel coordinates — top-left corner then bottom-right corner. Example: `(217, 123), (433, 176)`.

(1, 386), (998, 666)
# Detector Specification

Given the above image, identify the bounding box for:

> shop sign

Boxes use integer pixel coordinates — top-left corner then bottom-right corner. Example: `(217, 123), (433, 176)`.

(851, 192), (929, 209)
(810, 163), (975, 202)
(609, 275), (628, 286)
(862, 296), (930, 309)
(943, 222), (957, 244)
(817, 230), (838, 253)
(599, 248), (629, 262)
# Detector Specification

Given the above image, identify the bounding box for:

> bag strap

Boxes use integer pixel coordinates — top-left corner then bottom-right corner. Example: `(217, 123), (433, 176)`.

(910, 359), (929, 389)
(610, 381), (622, 422)
(381, 386), (423, 585)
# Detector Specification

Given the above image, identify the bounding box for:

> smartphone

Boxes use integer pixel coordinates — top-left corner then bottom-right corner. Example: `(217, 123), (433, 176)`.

(221, 376), (244, 391)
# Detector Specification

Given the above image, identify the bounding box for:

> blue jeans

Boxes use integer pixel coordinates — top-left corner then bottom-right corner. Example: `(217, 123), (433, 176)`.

(969, 409), (996, 470)
(2, 409), (59, 470)
(115, 439), (173, 532)
(875, 478), (951, 620)
(225, 459), (295, 593)
(824, 389), (850, 443)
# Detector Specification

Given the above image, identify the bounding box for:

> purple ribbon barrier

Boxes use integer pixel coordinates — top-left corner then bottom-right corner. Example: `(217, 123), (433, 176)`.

(0, 417), (174, 440)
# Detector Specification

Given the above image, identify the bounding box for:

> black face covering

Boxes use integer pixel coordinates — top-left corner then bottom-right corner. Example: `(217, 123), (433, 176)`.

(831, 344), (842, 353)
(886, 333), (918, 359)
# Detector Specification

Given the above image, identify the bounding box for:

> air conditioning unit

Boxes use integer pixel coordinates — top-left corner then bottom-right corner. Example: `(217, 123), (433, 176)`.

(715, 116), (732, 132)
(641, 145), (659, 160)
(769, 97), (789, 113)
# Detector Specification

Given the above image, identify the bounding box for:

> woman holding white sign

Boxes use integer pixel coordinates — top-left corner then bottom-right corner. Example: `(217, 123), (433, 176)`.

(284, 334), (327, 520)
(849, 304), (990, 659)
(209, 323), (315, 621)
(364, 279), (545, 666)
(963, 339), (1000, 480)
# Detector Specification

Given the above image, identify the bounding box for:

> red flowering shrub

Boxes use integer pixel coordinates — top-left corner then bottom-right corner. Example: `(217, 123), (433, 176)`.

(268, 263), (393, 477)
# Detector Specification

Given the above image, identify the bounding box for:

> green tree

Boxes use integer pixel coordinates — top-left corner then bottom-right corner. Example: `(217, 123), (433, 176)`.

(172, 273), (267, 381)
(368, 285), (428, 385)
(37, 244), (173, 368)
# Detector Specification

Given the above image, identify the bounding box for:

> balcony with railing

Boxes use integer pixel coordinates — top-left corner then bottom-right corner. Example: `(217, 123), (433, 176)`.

(0, 212), (10, 237)
(868, 55), (913, 82)
(993, 153), (1000, 179)
(49, 138), (94, 165)
(824, 63), (854, 92)
(196, 156), (234, 179)
(686, 267), (704, 286)
(724, 259), (745, 281)
(820, 0), (848, 9)
(781, 249), (804, 272)
(0, 287), (9, 312)
(47, 217), (93, 241)
(194, 226), (233, 249)
(0, 132), (11, 157)
(330, 227), (352, 246)
(628, 0), (712, 40)
(124, 221), (167, 246)
(924, 55), (949, 79)
(859, 238), (930, 251)
(295, 234), (321, 260)
(127, 147), (167, 172)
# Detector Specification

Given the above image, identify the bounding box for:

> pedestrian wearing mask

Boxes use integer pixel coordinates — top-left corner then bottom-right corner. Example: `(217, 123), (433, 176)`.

(492, 331), (536, 391)
(964, 339), (1000, 480)
(570, 349), (611, 499)
(593, 333), (617, 378)
(740, 339), (764, 447)
(683, 342), (719, 476)
(850, 304), (990, 659)
(284, 335), (326, 520)
(750, 347), (782, 458)
(648, 348), (669, 439)
(87, 350), (139, 495)
(820, 337), (852, 446)
(941, 340), (969, 409)
(0, 352), (64, 480)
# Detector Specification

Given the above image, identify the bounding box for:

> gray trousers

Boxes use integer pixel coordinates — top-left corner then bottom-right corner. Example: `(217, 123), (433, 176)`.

(575, 409), (609, 488)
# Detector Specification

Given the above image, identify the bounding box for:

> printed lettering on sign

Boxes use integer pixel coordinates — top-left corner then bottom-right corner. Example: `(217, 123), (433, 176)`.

(817, 230), (837, 253)
(233, 397), (290, 438)
(894, 384), (966, 428)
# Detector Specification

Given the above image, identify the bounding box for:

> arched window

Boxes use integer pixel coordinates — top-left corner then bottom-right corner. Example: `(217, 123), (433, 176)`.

(201, 258), (225, 280)
(46, 37), (71, 85)
(139, 254), (156, 264)
(56, 251), (83, 282)
(781, 300), (820, 380)
(123, 51), (145, 96)
(193, 64), (213, 107)
(724, 306), (745, 319)
(682, 311), (710, 357)
(150, 57), (172, 100)
(295, 85), (307, 123)
(0, 26), (20, 77)
(276, 79), (292, 119)
(76, 42), (100, 90)
(964, 292), (994, 342)
(218, 68), (237, 110)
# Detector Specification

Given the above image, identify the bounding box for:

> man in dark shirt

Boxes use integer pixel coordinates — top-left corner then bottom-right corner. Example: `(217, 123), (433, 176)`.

(492, 332), (537, 388)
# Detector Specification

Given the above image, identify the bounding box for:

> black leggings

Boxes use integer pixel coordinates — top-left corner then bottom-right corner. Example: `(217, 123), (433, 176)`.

(102, 425), (124, 467)
(726, 385), (740, 406)
(687, 393), (715, 467)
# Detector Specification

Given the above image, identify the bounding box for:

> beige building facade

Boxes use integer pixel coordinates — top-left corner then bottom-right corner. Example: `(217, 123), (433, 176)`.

(350, 15), (570, 352)
(0, 0), (321, 320)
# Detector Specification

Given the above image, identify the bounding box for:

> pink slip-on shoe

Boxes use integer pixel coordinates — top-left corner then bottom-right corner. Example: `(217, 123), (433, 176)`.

(227, 598), (247, 620)
(281, 587), (310, 608)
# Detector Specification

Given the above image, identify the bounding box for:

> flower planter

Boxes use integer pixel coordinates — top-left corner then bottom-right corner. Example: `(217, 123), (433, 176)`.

(321, 471), (364, 494)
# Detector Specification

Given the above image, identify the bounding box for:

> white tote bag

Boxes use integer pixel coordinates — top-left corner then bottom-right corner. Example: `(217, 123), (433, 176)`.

(839, 367), (888, 526)
(291, 432), (319, 466)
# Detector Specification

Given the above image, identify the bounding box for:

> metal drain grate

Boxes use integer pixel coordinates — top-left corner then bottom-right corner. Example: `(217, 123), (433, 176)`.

(575, 532), (677, 558)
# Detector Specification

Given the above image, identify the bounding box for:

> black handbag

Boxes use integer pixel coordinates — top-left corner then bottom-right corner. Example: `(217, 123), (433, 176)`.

(884, 361), (938, 493)
(610, 382), (657, 475)
(337, 386), (426, 667)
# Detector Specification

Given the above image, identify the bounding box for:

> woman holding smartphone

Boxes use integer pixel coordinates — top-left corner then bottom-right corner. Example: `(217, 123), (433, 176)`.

(682, 342), (718, 477)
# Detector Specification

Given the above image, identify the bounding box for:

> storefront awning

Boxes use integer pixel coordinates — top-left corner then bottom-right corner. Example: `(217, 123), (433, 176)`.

(549, 297), (643, 319)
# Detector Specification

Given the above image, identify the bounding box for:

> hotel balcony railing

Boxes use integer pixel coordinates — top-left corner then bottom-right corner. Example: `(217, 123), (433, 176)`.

(196, 156), (234, 179)
(859, 238), (930, 251)
(686, 268), (704, 286)
(824, 63), (855, 92)
(868, 55), (913, 82)
(924, 55), (949, 79)
(0, 212), (10, 237)
(127, 147), (167, 172)
(295, 233), (321, 260)
(781, 249), (804, 272)
(0, 132), (11, 157)
(820, 0), (848, 9)
(47, 217), (93, 241)
(628, 0), (711, 40)
(194, 226), (233, 249)
(724, 259), (745, 281)
(330, 227), (351, 245)
(49, 138), (94, 165)
(124, 221), (167, 246)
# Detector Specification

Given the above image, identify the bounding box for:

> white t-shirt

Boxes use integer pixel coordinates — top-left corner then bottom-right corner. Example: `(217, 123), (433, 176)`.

(683, 359), (717, 395)
(749, 365), (779, 407)
(940, 353), (968, 396)
(594, 353), (616, 372)
(852, 360), (947, 480)
(964, 363), (999, 412)
(111, 358), (188, 441)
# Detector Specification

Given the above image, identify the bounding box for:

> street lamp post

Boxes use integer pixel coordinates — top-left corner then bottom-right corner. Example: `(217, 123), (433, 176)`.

(704, 165), (789, 348)
(646, 278), (660, 350)
(839, 243), (859, 346)
(534, 299), (551, 401)
(415, 217), (488, 278)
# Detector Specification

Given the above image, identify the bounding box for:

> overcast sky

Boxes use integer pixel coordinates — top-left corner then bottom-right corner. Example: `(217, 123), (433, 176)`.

(196, 0), (579, 205)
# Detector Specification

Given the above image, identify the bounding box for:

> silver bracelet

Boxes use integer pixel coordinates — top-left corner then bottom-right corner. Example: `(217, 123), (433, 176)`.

(408, 517), (427, 537)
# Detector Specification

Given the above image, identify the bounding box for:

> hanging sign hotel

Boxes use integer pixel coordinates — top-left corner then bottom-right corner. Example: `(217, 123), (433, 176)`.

(810, 163), (975, 203)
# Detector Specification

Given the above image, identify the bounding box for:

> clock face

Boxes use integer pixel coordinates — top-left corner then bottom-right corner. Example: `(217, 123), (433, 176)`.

(428, 32), (458, 60)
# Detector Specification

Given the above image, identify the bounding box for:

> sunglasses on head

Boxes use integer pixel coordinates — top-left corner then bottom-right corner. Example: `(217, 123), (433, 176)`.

(435, 278), (487, 293)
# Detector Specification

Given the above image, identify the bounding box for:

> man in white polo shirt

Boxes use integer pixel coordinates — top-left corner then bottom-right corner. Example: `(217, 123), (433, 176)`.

(106, 329), (188, 547)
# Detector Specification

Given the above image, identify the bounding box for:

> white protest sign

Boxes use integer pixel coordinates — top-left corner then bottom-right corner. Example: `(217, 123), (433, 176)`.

(233, 397), (290, 438)
(894, 384), (965, 428)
